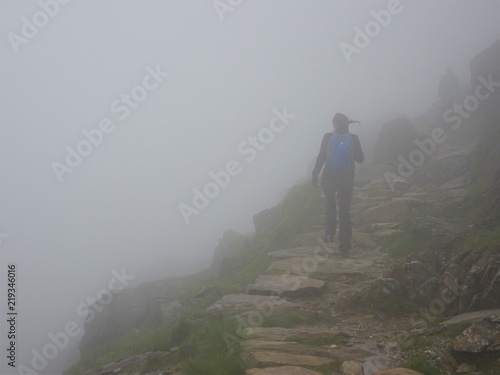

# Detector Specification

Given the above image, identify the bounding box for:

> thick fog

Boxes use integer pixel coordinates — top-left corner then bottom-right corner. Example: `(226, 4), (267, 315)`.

(1, 1), (499, 374)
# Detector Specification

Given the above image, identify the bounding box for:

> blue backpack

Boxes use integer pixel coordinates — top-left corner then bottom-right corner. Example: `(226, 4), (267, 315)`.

(327, 133), (354, 171)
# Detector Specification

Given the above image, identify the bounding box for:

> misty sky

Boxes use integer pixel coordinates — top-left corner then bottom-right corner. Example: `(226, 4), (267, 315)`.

(1, 1), (499, 374)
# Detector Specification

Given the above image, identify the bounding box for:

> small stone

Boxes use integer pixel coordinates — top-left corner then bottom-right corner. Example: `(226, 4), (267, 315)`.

(340, 360), (364, 375)
(456, 363), (477, 373)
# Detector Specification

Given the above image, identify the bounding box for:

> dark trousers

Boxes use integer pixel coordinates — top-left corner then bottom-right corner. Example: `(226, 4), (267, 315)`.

(321, 171), (354, 252)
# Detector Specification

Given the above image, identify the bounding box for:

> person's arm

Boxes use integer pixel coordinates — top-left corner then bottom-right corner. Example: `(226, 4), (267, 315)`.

(352, 134), (364, 164)
(312, 133), (330, 184)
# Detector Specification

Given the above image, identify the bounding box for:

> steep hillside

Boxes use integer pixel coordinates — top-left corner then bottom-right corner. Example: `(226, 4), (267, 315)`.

(65, 41), (500, 375)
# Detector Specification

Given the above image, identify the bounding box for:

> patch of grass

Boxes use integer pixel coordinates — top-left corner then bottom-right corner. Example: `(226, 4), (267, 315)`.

(384, 230), (441, 258)
(304, 366), (334, 375)
(262, 312), (305, 328)
(462, 224), (500, 251)
(67, 181), (325, 375)
(402, 355), (443, 375)
(178, 316), (247, 375)
(140, 352), (170, 374)
(403, 335), (435, 351)
(440, 323), (469, 338)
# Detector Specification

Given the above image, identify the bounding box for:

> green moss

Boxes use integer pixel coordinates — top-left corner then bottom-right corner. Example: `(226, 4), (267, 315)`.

(462, 225), (500, 250)
(403, 355), (444, 375)
(178, 316), (247, 375)
(440, 323), (469, 338)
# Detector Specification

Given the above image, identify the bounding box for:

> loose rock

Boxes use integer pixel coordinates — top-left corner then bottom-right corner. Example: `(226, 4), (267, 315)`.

(340, 360), (364, 375)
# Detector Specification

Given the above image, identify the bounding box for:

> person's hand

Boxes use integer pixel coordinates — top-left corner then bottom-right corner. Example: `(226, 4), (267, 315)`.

(312, 175), (318, 187)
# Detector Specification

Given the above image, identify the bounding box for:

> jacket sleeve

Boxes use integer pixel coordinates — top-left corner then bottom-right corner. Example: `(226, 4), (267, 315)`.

(312, 133), (330, 177)
(352, 134), (364, 164)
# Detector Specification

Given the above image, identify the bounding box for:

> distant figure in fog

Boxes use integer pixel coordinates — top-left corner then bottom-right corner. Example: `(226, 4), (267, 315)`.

(312, 113), (364, 257)
(438, 67), (459, 108)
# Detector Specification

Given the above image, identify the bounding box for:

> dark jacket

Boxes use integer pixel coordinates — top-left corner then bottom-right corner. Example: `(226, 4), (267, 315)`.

(312, 130), (364, 178)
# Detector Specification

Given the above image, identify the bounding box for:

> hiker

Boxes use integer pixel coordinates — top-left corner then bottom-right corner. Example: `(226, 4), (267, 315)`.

(312, 113), (364, 257)
(438, 67), (459, 108)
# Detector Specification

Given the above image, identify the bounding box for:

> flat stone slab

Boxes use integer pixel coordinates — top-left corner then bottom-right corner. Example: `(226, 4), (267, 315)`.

(243, 326), (342, 341)
(246, 366), (323, 375)
(267, 257), (375, 276)
(440, 309), (500, 326)
(206, 294), (292, 314)
(244, 351), (336, 368)
(248, 275), (325, 298)
(243, 339), (372, 362)
(268, 246), (323, 259)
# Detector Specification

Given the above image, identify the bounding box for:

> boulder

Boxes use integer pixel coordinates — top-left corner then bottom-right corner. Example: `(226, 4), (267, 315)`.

(211, 229), (248, 277)
(340, 360), (364, 375)
(79, 279), (180, 353)
(453, 315), (500, 352)
(417, 347), (458, 374)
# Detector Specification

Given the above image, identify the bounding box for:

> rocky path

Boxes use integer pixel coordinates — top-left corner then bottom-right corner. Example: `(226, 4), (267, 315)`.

(207, 180), (420, 374)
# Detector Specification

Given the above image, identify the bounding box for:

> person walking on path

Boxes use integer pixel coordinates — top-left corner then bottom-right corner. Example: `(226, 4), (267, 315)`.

(312, 113), (364, 257)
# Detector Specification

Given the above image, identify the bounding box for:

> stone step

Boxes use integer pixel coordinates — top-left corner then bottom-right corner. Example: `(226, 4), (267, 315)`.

(206, 294), (294, 315)
(268, 246), (322, 260)
(247, 275), (325, 298)
(243, 351), (336, 368)
(244, 340), (372, 362)
(266, 256), (376, 277)
(243, 345), (372, 369)
(243, 326), (342, 341)
(246, 366), (324, 375)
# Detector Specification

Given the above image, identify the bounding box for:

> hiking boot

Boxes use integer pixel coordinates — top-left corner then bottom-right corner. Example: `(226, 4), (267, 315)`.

(339, 245), (350, 258)
(324, 234), (335, 243)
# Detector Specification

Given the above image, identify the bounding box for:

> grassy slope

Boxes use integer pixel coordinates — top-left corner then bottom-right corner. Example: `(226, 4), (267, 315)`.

(66, 182), (323, 375)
